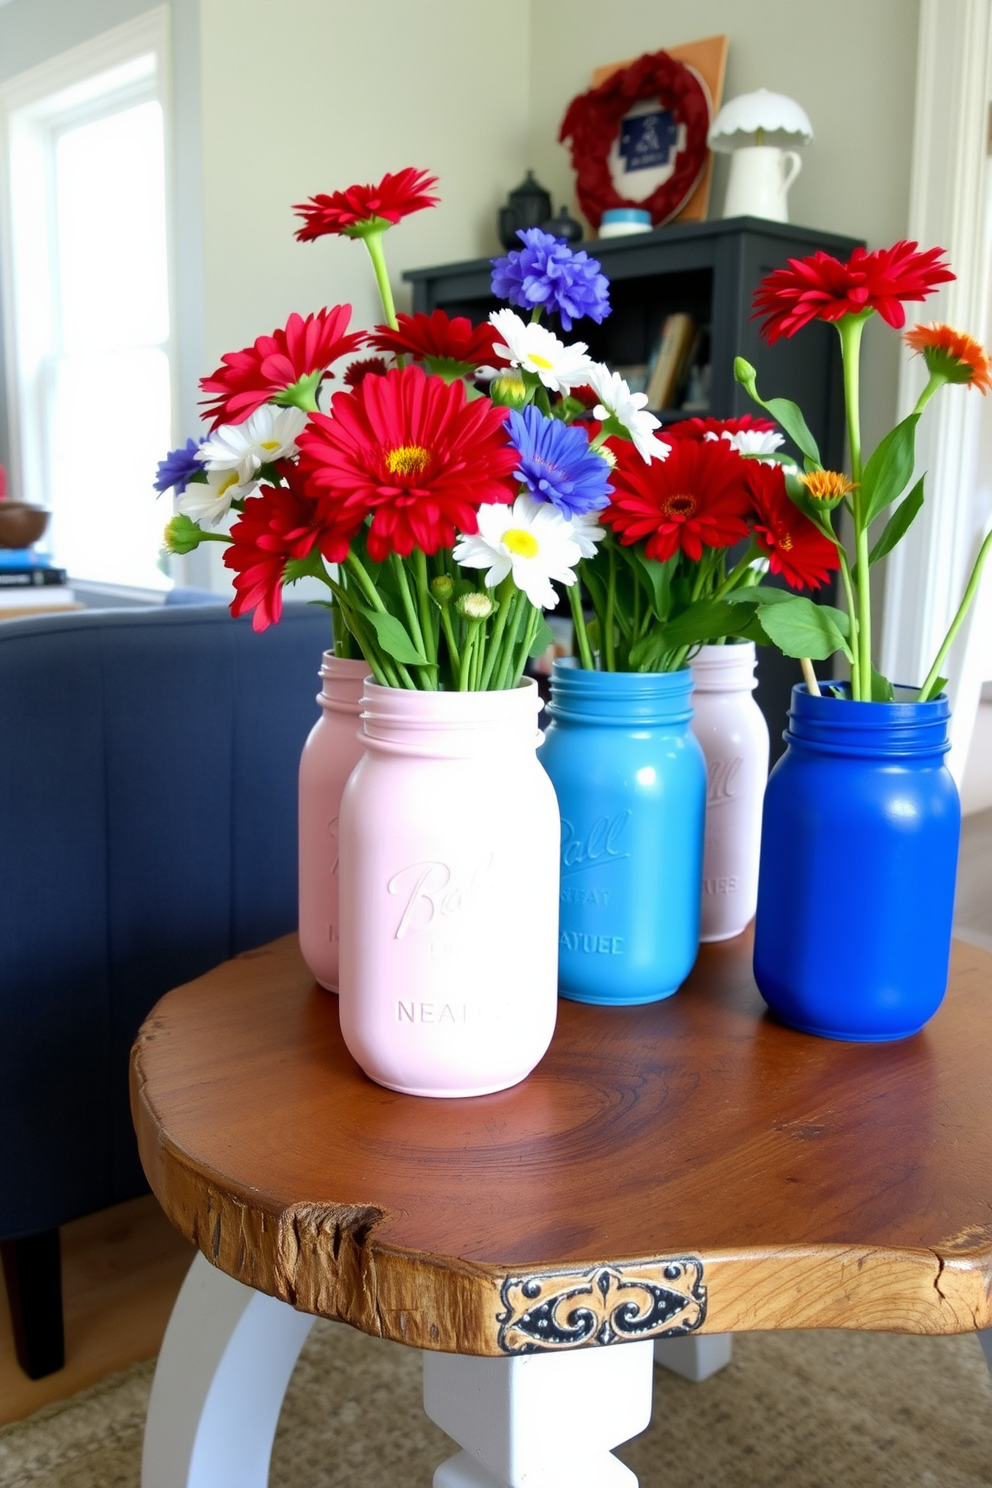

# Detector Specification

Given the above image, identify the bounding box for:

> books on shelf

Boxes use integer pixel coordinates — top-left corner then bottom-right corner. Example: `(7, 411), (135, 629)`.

(0, 584), (75, 608)
(0, 565), (69, 588)
(645, 313), (699, 412)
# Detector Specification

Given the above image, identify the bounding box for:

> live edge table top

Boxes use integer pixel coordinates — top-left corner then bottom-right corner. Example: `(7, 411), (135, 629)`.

(130, 933), (992, 1357)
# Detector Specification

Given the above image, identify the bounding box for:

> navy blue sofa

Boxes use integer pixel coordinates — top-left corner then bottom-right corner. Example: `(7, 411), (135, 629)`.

(0, 602), (330, 1375)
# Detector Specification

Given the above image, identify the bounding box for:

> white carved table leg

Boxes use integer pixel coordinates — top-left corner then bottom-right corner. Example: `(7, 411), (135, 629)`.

(980, 1329), (992, 1376)
(653, 1333), (733, 1382)
(142, 1252), (315, 1488)
(424, 1339), (655, 1488)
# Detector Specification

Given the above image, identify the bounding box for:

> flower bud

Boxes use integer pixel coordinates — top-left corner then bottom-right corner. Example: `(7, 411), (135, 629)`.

(163, 513), (205, 555)
(734, 357), (759, 398)
(430, 574), (455, 605)
(488, 371), (529, 409)
(456, 591), (495, 621)
(798, 469), (857, 511)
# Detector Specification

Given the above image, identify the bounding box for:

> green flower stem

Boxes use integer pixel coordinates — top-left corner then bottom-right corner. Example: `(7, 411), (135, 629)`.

(837, 546), (862, 698)
(568, 579), (596, 671)
(838, 313), (870, 699)
(343, 552), (417, 688)
(478, 580), (515, 690)
(514, 604), (542, 686)
(714, 541), (761, 600)
(494, 592), (528, 690)
(326, 578), (396, 686)
(919, 526), (992, 700)
(604, 545), (617, 672)
(412, 549), (437, 665)
(390, 554), (434, 688)
(363, 229), (398, 331)
(912, 369), (948, 418)
(534, 383), (553, 417)
(458, 621), (481, 691)
(438, 604), (461, 676)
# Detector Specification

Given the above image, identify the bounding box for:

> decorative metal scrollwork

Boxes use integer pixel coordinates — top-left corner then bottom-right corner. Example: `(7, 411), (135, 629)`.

(497, 1258), (706, 1353)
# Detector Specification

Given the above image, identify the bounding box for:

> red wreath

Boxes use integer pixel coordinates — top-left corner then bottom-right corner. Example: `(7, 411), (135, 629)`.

(559, 50), (711, 231)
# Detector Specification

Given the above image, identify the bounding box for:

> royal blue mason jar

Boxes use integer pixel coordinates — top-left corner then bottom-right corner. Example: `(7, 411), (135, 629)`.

(753, 684), (961, 1041)
(539, 662), (706, 1005)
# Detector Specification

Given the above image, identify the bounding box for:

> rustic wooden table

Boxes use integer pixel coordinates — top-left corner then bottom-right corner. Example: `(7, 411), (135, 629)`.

(131, 931), (992, 1488)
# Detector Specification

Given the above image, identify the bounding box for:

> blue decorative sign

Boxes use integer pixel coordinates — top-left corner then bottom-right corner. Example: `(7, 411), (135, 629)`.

(619, 110), (679, 172)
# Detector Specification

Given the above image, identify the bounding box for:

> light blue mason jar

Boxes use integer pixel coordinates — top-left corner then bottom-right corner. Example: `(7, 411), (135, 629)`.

(539, 662), (706, 1005)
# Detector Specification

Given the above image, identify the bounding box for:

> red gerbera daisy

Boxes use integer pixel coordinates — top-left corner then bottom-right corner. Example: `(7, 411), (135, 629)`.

(200, 306), (366, 428)
(603, 436), (751, 562)
(746, 461), (840, 590)
(344, 357), (389, 388)
(293, 168), (439, 241)
(296, 364), (519, 561)
(753, 241), (954, 343)
(904, 321), (992, 391)
(665, 413), (778, 441)
(368, 310), (505, 372)
(225, 467), (360, 632)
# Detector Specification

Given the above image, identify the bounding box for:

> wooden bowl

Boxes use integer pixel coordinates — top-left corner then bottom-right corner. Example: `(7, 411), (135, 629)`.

(0, 502), (50, 548)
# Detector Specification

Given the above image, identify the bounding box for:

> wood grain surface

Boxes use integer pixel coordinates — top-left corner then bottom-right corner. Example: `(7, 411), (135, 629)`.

(130, 933), (992, 1356)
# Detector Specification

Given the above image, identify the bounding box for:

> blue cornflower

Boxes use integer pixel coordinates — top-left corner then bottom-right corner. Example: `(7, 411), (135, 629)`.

(491, 229), (611, 332)
(154, 438), (204, 496)
(507, 405), (612, 517)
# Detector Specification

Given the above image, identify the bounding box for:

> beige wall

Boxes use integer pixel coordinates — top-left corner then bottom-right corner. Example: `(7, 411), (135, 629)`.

(198, 0), (532, 367)
(527, 0), (921, 455)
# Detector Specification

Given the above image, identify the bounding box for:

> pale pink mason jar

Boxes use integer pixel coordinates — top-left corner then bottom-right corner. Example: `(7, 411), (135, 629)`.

(689, 642), (769, 943)
(338, 678), (559, 1097)
(298, 653), (369, 990)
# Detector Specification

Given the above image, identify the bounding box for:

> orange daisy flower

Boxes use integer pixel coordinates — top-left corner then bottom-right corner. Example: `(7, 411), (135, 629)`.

(904, 322), (992, 392)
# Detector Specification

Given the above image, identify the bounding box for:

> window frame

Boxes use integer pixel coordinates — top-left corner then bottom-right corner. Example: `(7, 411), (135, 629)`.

(0, 7), (177, 587)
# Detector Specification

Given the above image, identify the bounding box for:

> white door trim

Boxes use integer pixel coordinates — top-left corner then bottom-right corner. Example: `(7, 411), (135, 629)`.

(881, 0), (992, 778)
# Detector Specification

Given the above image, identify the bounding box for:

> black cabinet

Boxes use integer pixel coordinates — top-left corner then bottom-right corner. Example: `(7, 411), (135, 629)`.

(404, 217), (864, 752)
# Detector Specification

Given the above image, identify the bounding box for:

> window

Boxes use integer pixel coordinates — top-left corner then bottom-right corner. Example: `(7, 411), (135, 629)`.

(1, 13), (174, 590)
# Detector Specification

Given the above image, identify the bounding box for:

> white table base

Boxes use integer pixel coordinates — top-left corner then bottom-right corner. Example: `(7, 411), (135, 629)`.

(141, 1254), (992, 1488)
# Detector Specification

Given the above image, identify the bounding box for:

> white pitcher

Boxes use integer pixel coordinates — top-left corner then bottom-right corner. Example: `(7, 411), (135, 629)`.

(723, 146), (802, 223)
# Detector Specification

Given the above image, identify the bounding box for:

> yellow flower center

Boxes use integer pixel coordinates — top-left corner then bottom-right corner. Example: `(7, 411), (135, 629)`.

(386, 444), (430, 476)
(528, 353), (554, 370)
(779, 532), (794, 551)
(260, 439), (281, 452)
(503, 527), (540, 558)
(218, 471), (240, 496)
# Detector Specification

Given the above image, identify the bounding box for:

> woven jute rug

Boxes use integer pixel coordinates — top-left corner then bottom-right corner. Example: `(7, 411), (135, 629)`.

(1, 1321), (990, 1487)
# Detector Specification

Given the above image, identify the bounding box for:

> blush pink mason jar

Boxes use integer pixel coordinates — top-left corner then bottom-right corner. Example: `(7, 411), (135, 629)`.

(689, 642), (769, 942)
(338, 679), (560, 1097)
(298, 654), (369, 990)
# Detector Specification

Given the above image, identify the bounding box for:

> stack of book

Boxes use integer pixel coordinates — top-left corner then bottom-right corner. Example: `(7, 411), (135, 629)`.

(0, 550), (75, 611)
(644, 313), (707, 413)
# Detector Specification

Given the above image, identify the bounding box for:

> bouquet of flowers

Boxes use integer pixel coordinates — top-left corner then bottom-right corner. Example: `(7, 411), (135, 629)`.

(156, 173), (850, 684)
(731, 239), (992, 701)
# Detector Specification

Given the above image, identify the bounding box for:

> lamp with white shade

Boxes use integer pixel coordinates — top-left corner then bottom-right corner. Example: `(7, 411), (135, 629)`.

(708, 89), (813, 223)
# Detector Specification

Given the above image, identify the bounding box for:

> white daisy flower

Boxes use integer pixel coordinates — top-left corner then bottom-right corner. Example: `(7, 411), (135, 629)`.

(704, 427), (785, 457)
(586, 363), (671, 464)
(567, 509), (607, 560)
(178, 467), (256, 528)
(453, 495), (582, 610)
(488, 309), (594, 395)
(197, 405), (308, 485)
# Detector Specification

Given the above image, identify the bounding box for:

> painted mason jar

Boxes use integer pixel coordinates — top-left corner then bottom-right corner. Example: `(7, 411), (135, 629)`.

(754, 684), (961, 1041)
(298, 654), (368, 991)
(539, 662), (707, 1005)
(690, 642), (769, 942)
(338, 678), (560, 1097)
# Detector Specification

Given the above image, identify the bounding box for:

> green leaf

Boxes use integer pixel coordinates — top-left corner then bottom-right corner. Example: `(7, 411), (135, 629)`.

(760, 397), (821, 466)
(868, 476), (925, 566)
(654, 599), (744, 649)
(357, 606), (432, 667)
(623, 548), (674, 620)
(870, 666), (894, 702)
(527, 614), (555, 660)
(284, 548), (330, 586)
(724, 585), (811, 609)
(861, 414), (919, 528)
(628, 628), (668, 670)
(925, 675), (949, 700)
(756, 595), (853, 661)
